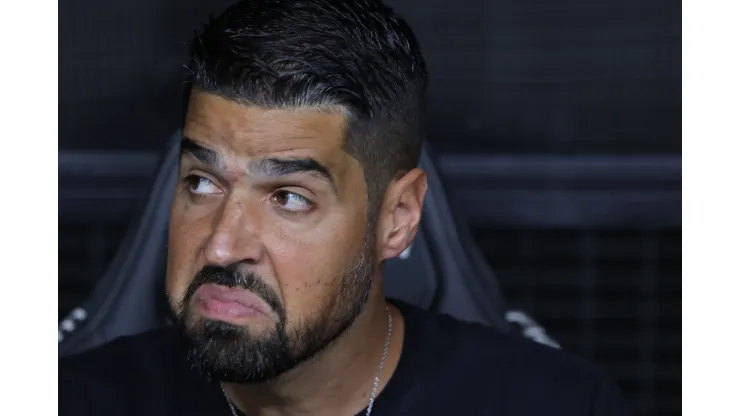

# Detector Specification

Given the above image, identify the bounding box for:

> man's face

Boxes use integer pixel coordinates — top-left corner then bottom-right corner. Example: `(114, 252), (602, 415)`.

(166, 90), (377, 383)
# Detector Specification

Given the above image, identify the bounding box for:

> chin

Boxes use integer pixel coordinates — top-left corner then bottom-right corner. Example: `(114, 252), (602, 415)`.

(179, 318), (297, 383)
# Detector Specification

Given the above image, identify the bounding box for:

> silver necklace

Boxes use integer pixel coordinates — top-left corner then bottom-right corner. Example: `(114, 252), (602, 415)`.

(221, 305), (393, 416)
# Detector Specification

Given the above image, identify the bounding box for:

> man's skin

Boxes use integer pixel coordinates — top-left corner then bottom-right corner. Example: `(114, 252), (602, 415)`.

(165, 90), (428, 416)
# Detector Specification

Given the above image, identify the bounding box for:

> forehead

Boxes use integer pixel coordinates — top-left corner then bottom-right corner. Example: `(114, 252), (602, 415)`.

(184, 90), (349, 162)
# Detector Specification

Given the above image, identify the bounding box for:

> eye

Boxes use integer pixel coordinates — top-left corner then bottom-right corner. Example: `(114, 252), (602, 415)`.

(184, 175), (221, 196)
(272, 190), (313, 213)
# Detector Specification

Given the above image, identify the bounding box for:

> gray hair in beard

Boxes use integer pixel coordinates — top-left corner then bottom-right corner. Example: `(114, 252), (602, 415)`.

(170, 232), (377, 383)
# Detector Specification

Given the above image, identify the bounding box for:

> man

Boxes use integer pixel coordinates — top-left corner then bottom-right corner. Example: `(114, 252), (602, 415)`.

(59, 0), (630, 415)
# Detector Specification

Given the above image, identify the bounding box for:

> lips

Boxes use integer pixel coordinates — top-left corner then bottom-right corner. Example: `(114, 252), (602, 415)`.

(193, 283), (272, 320)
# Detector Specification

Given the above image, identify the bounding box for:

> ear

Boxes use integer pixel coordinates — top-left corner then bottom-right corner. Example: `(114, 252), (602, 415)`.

(375, 168), (428, 261)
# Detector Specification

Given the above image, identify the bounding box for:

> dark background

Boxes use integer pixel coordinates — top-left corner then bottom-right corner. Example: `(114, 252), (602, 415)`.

(58, 1), (681, 415)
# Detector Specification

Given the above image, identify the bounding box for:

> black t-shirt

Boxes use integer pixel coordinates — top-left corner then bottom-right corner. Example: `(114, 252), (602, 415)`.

(59, 301), (631, 415)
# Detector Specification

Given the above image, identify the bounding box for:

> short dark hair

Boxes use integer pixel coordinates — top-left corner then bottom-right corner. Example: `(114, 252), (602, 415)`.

(184, 0), (428, 217)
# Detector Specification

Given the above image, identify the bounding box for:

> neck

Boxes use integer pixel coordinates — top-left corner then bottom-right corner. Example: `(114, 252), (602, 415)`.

(222, 286), (404, 416)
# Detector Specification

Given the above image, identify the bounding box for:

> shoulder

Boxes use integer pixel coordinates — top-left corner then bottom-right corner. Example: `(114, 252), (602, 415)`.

(59, 329), (181, 415)
(398, 302), (631, 415)
(60, 328), (178, 377)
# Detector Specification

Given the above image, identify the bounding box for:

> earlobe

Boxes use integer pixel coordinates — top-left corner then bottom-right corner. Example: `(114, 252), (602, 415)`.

(377, 168), (428, 260)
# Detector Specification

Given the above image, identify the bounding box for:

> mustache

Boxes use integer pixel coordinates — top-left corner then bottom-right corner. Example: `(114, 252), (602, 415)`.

(183, 265), (285, 321)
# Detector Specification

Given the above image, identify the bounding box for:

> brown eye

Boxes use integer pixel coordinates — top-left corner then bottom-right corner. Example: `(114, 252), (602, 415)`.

(184, 175), (220, 196)
(272, 191), (313, 213)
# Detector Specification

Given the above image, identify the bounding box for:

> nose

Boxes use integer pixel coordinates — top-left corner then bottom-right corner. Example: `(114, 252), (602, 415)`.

(203, 198), (265, 267)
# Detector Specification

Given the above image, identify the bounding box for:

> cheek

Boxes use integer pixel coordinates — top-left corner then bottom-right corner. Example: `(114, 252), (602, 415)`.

(268, 214), (366, 323)
(165, 199), (208, 304)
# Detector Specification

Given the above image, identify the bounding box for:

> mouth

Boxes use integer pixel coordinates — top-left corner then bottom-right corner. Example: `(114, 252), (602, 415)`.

(193, 283), (272, 323)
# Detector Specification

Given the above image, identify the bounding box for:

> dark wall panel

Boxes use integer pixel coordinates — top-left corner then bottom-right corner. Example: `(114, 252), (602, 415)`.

(59, 0), (234, 151)
(59, 0), (680, 155)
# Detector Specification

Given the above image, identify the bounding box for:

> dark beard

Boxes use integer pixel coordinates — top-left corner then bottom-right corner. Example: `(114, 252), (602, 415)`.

(170, 236), (376, 383)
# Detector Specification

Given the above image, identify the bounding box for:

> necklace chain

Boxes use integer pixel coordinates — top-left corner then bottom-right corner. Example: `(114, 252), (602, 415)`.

(221, 305), (393, 416)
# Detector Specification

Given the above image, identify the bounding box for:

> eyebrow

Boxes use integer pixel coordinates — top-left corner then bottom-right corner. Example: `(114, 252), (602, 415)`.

(180, 137), (336, 192)
(180, 137), (227, 170)
(249, 157), (336, 192)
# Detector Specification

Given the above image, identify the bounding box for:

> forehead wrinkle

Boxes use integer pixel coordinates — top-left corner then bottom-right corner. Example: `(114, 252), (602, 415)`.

(226, 107), (344, 139)
(188, 91), (350, 147)
(185, 91), (362, 188)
